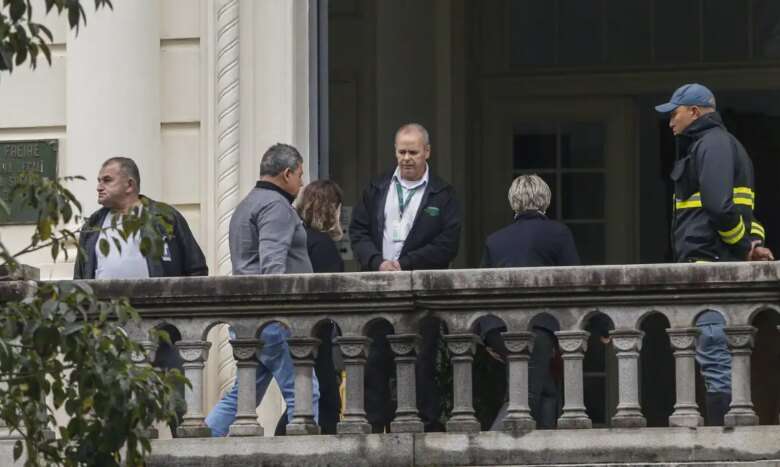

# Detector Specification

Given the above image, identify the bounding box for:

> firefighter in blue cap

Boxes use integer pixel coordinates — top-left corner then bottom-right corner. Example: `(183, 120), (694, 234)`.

(656, 83), (773, 426)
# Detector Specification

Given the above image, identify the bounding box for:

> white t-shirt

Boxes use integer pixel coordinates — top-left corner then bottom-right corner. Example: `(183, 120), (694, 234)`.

(94, 212), (150, 279)
(382, 165), (429, 262)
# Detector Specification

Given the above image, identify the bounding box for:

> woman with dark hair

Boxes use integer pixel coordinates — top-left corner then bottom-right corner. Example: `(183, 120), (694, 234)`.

(295, 179), (345, 434)
(296, 179), (345, 273)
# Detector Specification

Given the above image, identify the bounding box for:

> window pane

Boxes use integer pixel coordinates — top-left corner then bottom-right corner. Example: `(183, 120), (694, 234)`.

(513, 133), (556, 170)
(561, 123), (606, 169)
(567, 222), (606, 265)
(509, 0), (555, 66)
(558, 0), (604, 65)
(562, 173), (605, 219)
(752, 0), (780, 59)
(703, 0), (748, 62)
(605, 0), (652, 65)
(654, 0), (700, 64)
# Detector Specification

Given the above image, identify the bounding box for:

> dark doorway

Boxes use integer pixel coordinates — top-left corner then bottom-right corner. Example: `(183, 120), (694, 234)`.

(639, 313), (676, 427)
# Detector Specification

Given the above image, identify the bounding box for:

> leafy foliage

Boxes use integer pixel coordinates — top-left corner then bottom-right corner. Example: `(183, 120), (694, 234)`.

(0, 0), (112, 72)
(0, 171), (186, 466)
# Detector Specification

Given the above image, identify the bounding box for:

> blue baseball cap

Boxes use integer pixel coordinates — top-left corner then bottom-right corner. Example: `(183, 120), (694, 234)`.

(655, 83), (717, 113)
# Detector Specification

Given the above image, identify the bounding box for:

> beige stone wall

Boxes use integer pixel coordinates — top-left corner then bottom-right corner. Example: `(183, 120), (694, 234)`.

(0, 0), (207, 280)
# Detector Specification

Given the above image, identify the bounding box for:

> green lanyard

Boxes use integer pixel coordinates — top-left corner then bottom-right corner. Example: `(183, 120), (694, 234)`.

(395, 180), (424, 219)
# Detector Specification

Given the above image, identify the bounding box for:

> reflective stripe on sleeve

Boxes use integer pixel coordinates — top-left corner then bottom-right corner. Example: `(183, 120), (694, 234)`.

(751, 221), (766, 240)
(718, 217), (746, 245)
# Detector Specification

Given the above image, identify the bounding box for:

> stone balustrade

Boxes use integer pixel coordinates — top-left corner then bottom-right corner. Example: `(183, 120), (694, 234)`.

(1, 262), (779, 444)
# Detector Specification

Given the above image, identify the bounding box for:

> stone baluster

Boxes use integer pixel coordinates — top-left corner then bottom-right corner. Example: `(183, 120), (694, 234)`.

(388, 334), (424, 433)
(666, 327), (703, 427)
(227, 338), (264, 436)
(175, 340), (212, 438)
(724, 325), (758, 427)
(555, 330), (592, 429)
(444, 334), (481, 432)
(501, 332), (536, 431)
(286, 337), (321, 435)
(336, 336), (372, 434)
(610, 329), (646, 428)
(131, 340), (159, 439)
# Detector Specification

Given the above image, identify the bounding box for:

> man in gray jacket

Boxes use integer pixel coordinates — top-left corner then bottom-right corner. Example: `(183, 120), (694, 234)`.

(206, 143), (319, 436)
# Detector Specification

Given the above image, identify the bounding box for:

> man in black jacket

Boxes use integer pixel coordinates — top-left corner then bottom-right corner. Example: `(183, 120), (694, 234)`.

(656, 84), (773, 426)
(73, 157), (208, 436)
(73, 157), (208, 280)
(350, 123), (461, 432)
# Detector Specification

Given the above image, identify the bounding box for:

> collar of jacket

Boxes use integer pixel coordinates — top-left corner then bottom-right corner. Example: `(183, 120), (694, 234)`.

(85, 194), (155, 227)
(514, 210), (547, 221)
(371, 169), (450, 194)
(255, 180), (295, 204)
(681, 111), (725, 140)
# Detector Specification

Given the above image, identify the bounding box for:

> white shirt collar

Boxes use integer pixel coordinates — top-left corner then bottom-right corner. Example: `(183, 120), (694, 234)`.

(392, 164), (429, 190)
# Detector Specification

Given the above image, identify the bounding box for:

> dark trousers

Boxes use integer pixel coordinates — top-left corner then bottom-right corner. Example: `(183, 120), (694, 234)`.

(705, 392), (731, 426)
(152, 341), (186, 436)
(529, 328), (559, 429)
(365, 318), (442, 432)
(314, 322), (342, 434)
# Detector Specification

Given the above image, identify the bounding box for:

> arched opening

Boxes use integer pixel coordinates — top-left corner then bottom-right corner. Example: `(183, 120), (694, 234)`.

(150, 323), (184, 438)
(313, 319), (343, 434)
(364, 318), (397, 433)
(471, 314), (508, 430)
(528, 313), (561, 429)
(638, 312), (675, 427)
(583, 312), (616, 427)
(751, 309), (780, 425)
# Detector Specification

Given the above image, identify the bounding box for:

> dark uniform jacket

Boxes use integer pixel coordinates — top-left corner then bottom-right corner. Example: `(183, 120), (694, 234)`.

(73, 196), (208, 279)
(481, 210), (580, 268)
(349, 170), (461, 271)
(671, 112), (765, 262)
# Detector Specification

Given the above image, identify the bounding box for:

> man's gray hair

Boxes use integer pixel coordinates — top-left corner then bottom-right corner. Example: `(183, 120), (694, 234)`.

(395, 123), (430, 145)
(102, 157), (141, 192)
(508, 174), (551, 214)
(259, 143), (303, 177)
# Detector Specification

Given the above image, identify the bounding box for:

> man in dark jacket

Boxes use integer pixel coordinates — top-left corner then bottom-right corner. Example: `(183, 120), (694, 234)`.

(477, 174), (580, 430)
(350, 123), (461, 432)
(73, 156), (207, 436)
(656, 83), (773, 426)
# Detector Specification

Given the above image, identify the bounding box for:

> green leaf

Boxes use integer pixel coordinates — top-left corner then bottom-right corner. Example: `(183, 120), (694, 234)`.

(10, 0), (26, 22)
(13, 440), (22, 461)
(50, 239), (59, 260)
(99, 238), (110, 257)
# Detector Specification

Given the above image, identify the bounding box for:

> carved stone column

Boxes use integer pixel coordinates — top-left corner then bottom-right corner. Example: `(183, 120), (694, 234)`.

(336, 336), (372, 434)
(215, 0), (241, 276)
(555, 330), (591, 429)
(610, 329), (646, 428)
(228, 339), (263, 436)
(724, 326), (758, 427)
(286, 337), (321, 435)
(388, 334), (424, 433)
(175, 340), (212, 438)
(666, 327), (703, 427)
(444, 334), (480, 433)
(501, 332), (536, 431)
(131, 341), (159, 439)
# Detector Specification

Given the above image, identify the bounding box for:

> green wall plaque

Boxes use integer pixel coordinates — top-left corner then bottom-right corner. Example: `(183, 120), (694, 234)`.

(0, 140), (58, 225)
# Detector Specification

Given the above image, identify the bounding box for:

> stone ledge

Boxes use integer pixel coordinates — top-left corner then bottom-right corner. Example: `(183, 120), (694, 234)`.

(3, 427), (780, 466)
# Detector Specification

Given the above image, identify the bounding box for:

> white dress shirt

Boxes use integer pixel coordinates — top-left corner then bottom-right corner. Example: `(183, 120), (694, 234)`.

(382, 165), (429, 262)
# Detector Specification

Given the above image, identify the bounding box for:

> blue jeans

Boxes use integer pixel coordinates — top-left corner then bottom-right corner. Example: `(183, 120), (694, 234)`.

(695, 310), (731, 394)
(205, 324), (320, 436)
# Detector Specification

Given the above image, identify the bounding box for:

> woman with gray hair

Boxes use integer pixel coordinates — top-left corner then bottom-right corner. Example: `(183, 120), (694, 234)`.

(482, 174), (578, 267)
(476, 174), (579, 430)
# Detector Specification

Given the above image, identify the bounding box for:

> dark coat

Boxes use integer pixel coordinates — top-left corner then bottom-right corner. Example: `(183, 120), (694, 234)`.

(349, 170), (461, 271)
(671, 112), (762, 262)
(73, 196), (208, 279)
(480, 210), (580, 268)
(305, 226), (345, 273)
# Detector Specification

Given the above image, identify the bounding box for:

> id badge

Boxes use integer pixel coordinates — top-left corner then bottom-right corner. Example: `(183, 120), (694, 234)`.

(162, 239), (172, 262)
(390, 220), (405, 242)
